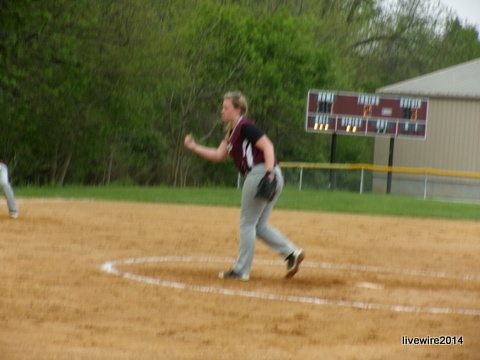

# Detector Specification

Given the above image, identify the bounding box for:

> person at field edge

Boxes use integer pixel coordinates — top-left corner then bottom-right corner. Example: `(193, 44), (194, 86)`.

(184, 91), (304, 281)
(0, 160), (19, 218)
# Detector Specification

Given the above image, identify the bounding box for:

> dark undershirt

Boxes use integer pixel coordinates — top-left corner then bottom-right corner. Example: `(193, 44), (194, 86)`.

(240, 123), (264, 145)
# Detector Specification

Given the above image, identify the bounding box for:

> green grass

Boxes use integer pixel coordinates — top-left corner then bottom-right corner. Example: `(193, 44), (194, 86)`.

(16, 185), (480, 221)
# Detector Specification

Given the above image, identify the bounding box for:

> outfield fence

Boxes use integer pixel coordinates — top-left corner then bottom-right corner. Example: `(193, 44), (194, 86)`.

(276, 162), (480, 202)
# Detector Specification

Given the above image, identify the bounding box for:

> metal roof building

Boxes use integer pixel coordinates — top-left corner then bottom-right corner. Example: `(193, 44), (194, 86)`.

(373, 58), (480, 200)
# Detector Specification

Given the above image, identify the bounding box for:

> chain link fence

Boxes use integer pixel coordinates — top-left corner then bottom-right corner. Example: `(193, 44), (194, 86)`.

(277, 162), (480, 202)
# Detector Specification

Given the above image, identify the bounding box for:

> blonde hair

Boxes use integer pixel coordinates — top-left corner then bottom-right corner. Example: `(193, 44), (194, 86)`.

(223, 91), (248, 141)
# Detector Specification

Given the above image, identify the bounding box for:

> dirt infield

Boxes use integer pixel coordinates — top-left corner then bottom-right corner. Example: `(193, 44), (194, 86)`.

(1, 199), (479, 359)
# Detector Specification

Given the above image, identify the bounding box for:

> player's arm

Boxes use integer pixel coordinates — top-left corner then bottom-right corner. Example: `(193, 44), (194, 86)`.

(184, 134), (229, 162)
(254, 135), (275, 173)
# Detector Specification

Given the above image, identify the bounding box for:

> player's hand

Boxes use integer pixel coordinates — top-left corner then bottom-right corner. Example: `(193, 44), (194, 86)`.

(184, 134), (196, 150)
(255, 171), (277, 202)
(267, 171), (276, 183)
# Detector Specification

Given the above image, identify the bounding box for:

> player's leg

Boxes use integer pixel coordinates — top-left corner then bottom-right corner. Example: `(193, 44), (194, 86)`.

(229, 167), (268, 277)
(255, 166), (295, 254)
(0, 164), (18, 218)
(255, 166), (304, 277)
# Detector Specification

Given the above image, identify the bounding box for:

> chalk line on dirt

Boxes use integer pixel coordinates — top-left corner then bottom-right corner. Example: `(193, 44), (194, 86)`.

(100, 256), (480, 316)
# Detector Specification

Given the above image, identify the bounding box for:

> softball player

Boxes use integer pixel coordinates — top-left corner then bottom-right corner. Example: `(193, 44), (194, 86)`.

(0, 161), (19, 218)
(184, 91), (304, 280)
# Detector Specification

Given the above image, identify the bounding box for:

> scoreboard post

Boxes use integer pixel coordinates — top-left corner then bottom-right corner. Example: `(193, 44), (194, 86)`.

(305, 90), (429, 193)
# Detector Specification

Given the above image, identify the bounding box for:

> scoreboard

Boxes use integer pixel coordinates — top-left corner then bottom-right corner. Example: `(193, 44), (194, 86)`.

(305, 90), (428, 139)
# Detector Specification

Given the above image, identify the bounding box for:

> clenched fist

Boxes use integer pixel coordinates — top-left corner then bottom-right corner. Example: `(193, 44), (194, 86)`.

(184, 134), (196, 151)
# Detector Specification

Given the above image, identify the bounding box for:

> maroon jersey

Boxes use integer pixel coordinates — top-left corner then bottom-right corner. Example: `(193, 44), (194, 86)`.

(226, 117), (266, 175)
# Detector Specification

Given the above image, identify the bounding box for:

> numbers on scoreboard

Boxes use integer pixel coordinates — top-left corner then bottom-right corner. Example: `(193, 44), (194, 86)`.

(403, 108), (418, 121)
(316, 91), (336, 114)
(400, 97), (421, 121)
(306, 90), (427, 138)
(317, 101), (333, 114)
(313, 115), (330, 131)
(312, 91), (336, 131)
(341, 117), (362, 133)
(363, 104), (372, 117)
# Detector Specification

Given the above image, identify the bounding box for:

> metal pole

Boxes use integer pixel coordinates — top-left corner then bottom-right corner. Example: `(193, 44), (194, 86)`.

(299, 167), (303, 191)
(360, 168), (364, 194)
(423, 173), (428, 200)
(386, 137), (395, 194)
(329, 133), (337, 190)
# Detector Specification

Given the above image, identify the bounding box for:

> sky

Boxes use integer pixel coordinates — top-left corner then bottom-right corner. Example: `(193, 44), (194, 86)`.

(439, 0), (480, 29)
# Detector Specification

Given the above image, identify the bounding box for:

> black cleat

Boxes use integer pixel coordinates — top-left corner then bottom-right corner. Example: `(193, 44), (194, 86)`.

(285, 249), (305, 278)
(219, 269), (249, 281)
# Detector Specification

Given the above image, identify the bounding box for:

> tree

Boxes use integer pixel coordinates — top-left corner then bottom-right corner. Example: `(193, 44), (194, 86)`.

(436, 18), (480, 67)
(152, 3), (334, 186)
(0, 0), (100, 183)
(2, 0), (477, 186)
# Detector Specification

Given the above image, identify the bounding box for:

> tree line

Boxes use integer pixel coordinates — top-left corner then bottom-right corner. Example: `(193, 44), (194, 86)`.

(1, 0), (479, 186)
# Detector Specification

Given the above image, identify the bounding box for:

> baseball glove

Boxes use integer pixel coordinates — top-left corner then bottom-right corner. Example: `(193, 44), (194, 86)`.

(255, 171), (277, 202)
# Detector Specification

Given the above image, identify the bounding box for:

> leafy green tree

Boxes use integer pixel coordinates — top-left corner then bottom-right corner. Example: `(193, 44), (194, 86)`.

(0, 0), (98, 183)
(239, 9), (334, 162)
(346, 0), (480, 90)
(153, 3), (334, 186)
(2, 0), (478, 186)
(436, 18), (480, 67)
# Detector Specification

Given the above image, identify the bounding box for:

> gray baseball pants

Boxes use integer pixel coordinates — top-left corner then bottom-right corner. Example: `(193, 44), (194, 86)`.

(0, 163), (18, 216)
(232, 164), (296, 276)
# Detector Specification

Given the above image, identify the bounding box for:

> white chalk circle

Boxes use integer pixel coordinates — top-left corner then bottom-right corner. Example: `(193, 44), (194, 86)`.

(100, 256), (480, 316)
